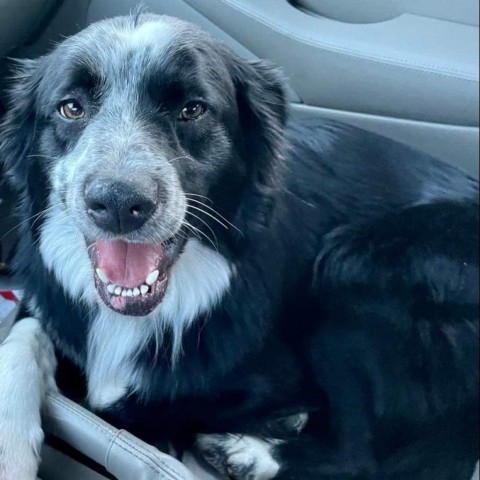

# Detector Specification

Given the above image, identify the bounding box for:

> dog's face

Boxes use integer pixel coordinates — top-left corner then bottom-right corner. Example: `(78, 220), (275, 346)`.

(1, 14), (286, 319)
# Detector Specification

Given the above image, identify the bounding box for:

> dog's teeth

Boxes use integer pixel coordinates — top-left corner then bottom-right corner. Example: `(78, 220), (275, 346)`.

(96, 268), (109, 283)
(114, 286), (122, 295)
(140, 285), (149, 295)
(107, 284), (116, 294)
(145, 270), (159, 285)
(133, 287), (140, 296)
(126, 289), (133, 297)
(121, 290), (128, 297)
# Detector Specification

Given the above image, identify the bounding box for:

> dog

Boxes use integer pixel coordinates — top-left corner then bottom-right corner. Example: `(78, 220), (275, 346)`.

(0, 12), (478, 480)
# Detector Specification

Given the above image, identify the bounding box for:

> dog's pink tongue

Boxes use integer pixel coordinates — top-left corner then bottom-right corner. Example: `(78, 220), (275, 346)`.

(95, 240), (163, 288)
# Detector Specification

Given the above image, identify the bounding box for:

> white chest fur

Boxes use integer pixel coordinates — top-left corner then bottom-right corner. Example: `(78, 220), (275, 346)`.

(86, 239), (232, 409)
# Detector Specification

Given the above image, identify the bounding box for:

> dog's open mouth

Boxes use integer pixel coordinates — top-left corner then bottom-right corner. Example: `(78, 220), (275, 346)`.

(90, 239), (173, 316)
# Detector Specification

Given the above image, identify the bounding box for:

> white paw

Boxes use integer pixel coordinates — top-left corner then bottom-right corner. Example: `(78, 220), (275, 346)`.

(0, 318), (54, 480)
(196, 433), (281, 480)
(0, 420), (44, 480)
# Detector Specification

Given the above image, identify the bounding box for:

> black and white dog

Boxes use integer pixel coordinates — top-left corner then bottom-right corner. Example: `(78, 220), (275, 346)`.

(0, 13), (478, 480)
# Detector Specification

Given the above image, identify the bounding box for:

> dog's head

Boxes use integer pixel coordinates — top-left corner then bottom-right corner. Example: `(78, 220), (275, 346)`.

(0, 14), (287, 318)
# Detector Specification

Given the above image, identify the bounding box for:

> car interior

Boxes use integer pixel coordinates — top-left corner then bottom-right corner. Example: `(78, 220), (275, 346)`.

(0, 1), (478, 479)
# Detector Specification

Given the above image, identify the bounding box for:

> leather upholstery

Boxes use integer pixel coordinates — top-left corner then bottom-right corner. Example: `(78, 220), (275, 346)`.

(42, 393), (194, 480)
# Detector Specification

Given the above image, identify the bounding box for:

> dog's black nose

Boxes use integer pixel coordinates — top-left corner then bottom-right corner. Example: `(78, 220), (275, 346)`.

(85, 179), (157, 234)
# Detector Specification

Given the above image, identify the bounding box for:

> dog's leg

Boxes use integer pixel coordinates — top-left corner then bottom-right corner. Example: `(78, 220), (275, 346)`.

(0, 317), (57, 480)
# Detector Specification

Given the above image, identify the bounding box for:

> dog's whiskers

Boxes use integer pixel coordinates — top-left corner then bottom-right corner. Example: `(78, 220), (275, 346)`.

(185, 197), (242, 235)
(185, 209), (219, 250)
(187, 204), (229, 231)
(184, 193), (212, 202)
(182, 220), (218, 252)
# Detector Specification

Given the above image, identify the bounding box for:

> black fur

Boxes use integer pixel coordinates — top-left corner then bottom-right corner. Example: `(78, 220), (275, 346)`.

(1, 14), (478, 479)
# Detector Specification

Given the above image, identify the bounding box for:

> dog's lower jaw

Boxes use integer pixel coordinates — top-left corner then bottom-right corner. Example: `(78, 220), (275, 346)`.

(0, 318), (57, 480)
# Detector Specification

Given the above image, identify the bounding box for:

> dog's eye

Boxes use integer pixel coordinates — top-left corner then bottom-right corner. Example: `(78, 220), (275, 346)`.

(58, 99), (85, 120)
(179, 101), (206, 121)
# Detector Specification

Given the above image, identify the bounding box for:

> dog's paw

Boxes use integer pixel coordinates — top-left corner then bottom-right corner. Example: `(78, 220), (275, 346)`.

(0, 318), (50, 480)
(195, 433), (281, 480)
(0, 420), (44, 480)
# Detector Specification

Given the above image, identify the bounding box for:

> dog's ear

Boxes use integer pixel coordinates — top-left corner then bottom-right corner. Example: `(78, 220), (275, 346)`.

(0, 58), (43, 189)
(229, 57), (289, 235)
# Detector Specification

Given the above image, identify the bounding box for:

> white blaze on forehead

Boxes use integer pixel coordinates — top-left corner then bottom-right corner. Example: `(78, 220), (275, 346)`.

(62, 15), (183, 88)
(102, 17), (180, 75)
(101, 21), (176, 97)
(125, 18), (179, 49)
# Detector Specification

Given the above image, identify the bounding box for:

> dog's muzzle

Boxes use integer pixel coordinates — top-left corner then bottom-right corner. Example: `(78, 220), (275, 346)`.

(83, 177), (179, 316)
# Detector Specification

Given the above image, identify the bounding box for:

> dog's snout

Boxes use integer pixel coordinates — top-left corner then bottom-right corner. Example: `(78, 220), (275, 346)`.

(85, 179), (157, 234)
